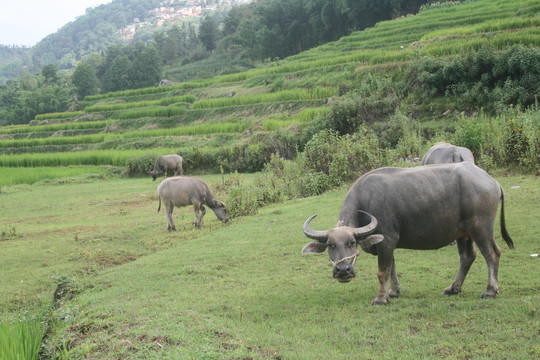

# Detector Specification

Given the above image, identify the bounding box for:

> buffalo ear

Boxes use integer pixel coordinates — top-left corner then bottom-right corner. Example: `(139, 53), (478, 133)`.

(302, 241), (327, 253)
(360, 234), (384, 247)
(213, 199), (225, 208)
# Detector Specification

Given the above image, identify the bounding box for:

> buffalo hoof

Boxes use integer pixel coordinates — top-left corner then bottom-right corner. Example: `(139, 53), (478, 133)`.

(442, 286), (461, 296)
(481, 289), (498, 299)
(371, 297), (389, 306)
(389, 289), (401, 298)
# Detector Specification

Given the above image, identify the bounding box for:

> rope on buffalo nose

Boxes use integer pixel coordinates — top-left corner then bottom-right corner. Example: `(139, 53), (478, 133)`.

(331, 251), (360, 267)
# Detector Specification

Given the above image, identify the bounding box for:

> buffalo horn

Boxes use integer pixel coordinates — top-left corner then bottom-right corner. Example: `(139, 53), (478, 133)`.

(353, 210), (378, 238)
(303, 215), (328, 242)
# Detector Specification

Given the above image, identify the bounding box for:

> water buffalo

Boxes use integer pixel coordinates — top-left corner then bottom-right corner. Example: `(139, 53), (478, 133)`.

(157, 176), (228, 232)
(422, 142), (475, 165)
(302, 162), (514, 305)
(150, 154), (184, 181)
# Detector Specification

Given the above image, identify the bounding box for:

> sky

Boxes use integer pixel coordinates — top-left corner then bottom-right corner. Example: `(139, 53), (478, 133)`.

(0, 0), (113, 47)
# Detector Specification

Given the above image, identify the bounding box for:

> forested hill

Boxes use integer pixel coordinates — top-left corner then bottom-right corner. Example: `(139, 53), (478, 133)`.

(0, 0), (253, 83)
(0, 0), (429, 84)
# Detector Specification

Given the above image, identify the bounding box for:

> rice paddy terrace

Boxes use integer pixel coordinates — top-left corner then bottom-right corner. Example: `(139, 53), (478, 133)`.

(1, 0), (538, 184)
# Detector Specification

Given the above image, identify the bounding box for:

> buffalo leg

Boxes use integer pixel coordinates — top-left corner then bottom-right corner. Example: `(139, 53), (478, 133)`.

(193, 202), (206, 229)
(389, 256), (401, 298)
(165, 204), (176, 232)
(471, 228), (501, 298)
(443, 237), (476, 295)
(372, 248), (394, 305)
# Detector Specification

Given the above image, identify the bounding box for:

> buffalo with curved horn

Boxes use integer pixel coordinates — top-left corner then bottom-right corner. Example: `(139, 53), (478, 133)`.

(302, 162), (514, 305)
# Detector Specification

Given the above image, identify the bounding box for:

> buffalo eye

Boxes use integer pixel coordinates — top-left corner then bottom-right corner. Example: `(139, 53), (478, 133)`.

(327, 242), (336, 249)
(348, 240), (355, 248)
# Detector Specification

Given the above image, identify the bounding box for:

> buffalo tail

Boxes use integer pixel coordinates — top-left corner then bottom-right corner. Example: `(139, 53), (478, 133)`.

(158, 196), (161, 213)
(500, 187), (514, 249)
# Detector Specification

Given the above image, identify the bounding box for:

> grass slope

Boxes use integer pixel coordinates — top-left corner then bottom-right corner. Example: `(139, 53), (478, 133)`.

(1, 173), (538, 359)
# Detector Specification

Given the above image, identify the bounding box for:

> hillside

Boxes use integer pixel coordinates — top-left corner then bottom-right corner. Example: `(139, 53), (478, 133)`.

(1, 0), (538, 183)
(0, 0), (253, 83)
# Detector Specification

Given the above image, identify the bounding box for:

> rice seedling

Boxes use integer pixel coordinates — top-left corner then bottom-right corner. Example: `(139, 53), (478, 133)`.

(0, 149), (173, 167)
(34, 111), (83, 121)
(0, 120), (114, 135)
(0, 166), (109, 185)
(0, 318), (42, 360)
(115, 106), (187, 120)
(193, 87), (338, 109)
(84, 94), (196, 113)
(0, 134), (109, 149)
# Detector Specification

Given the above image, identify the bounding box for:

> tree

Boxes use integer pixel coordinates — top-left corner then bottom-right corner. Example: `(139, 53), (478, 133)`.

(102, 55), (132, 92)
(130, 45), (162, 89)
(199, 16), (219, 51)
(71, 61), (99, 99)
(41, 64), (59, 84)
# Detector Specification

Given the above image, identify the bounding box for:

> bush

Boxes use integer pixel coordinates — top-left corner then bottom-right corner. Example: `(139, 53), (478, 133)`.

(303, 128), (382, 184)
(452, 107), (539, 171)
(410, 45), (540, 112)
(124, 152), (158, 177)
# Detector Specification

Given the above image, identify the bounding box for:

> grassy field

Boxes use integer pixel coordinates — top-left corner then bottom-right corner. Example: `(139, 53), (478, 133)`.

(0, 172), (538, 359)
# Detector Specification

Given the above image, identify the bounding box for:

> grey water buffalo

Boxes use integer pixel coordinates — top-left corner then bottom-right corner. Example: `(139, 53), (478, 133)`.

(150, 154), (184, 181)
(302, 162), (514, 305)
(422, 142), (475, 165)
(157, 176), (228, 232)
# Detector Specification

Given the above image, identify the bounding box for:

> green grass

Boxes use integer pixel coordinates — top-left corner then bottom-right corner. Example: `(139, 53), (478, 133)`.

(1, 173), (538, 359)
(0, 148), (178, 167)
(0, 166), (110, 186)
(34, 111), (84, 121)
(0, 318), (42, 360)
(0, 120), (114, 135)
(83, 94), (196, 112)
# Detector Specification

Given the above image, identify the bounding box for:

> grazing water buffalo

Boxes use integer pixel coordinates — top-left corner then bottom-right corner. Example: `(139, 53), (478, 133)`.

(422, 142), (475, 165)
(151, 155), (184, 181)
(302, 162), (514, 305)
(157, 176), (228, 232)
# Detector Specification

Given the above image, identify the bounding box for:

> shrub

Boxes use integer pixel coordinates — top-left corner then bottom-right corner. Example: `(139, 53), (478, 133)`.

(124, 152), (158, 177)
(452, 107), (539, 171)
(303, 128), (382, 184)
(410, 45), (540, 112)
(316, 75), (401, 135)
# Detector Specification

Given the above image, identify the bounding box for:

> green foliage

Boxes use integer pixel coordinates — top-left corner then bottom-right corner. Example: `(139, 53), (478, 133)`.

(199, 16), (219, 52)
(34, 111), (84, 121)
(124, 152), (158, 178)
(453, 107), (540, 170)
(101, 55), (132, 93)
(303, 128), (382, 184)
(223, 0), (430, 61)
(0, 318), (42, 360)
(0, 166), (109, 186)
(192, 87), (338, 109)
(410, 45), (540, 111)
(388, 111), (425, 160)
(115, 105), (186, 120)
(83, 94), (195, 112)
(71, 62), (99, 100)
(130, 45), (163, 89)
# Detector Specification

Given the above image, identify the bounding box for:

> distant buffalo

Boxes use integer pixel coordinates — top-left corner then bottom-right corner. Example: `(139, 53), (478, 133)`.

(422, 142), (474, 165)
(157, 176), (228, 232)
(150, 154), (183, 181)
